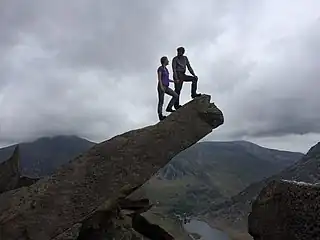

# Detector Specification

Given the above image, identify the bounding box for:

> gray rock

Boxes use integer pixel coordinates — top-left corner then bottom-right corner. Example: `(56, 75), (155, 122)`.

(0, 94), (223, 240)
(248, 180), (320, 240)
(0, 146), (20, 194)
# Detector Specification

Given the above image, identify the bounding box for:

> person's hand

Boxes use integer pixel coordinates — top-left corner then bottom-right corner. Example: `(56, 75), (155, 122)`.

(194, 75), (198, 80)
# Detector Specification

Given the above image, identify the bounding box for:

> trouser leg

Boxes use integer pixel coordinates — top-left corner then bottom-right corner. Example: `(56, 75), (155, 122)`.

(157, 84), (165, 116)
(165, 87), (179, 110)
(174, 79), (183, 108)
(180, 74), (198, 97)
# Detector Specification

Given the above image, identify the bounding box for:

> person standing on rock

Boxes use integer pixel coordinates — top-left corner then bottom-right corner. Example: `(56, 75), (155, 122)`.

(172, 47), (201, 109)
(157, 56), (179, 121)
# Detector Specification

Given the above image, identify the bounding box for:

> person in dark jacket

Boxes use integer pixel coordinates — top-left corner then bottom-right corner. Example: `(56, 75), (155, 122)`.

(157, 56), (179, 121)
(172, 47), (201, 109)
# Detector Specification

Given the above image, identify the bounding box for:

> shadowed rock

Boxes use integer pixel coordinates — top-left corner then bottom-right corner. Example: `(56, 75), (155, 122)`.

(53, 224), (82, 240)
(131, 214), (174, 240)
(248, 180), (320, 240)
(75, 184), (144, 240)
(0, 94), (223, 240)
(0, 146), (20, 194)
(0, 145), (40, 194)
(118, 198), (150, 211)
(75, 195), (173, 240)
(16, 176), (40, 189)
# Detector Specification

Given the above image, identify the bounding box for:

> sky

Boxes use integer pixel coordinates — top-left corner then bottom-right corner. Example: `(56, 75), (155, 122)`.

(0, 0), (319, 153)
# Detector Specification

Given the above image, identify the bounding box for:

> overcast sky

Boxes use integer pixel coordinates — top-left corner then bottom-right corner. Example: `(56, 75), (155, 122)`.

(0, 0), (319, 153)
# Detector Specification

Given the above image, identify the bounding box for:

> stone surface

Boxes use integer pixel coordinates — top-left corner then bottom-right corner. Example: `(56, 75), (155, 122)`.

(0, 145), (39, 195)
(207, 142), (320, 239)
(16, 176), (39, 189)
(0, 94), (223, 240)
(53, 224), (82, 240)
(0, 146), (20, 194)
(248, 180), (320, 240)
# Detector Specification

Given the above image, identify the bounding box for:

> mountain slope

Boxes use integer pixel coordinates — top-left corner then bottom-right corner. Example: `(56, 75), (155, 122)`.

(207, 142), (320, 240)
(160, 141), (300, 182)
(142, 141), (303, 217)
(0, 135), (95, 177)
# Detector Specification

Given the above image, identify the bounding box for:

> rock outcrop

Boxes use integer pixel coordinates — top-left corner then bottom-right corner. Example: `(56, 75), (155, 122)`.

(74, 184), (149, 240)
(0, 145), (39, 194)
(0, 146), (20, 194)
(0, 94), (223, 240)
(207, 142), (320, 239)
(16, 176), (40, 189)
(248, 180), (320, 240)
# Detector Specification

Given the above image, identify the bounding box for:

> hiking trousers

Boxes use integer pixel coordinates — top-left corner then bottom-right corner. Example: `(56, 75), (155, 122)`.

(157, 84), (178, 115)
(174, 72), (198, 108)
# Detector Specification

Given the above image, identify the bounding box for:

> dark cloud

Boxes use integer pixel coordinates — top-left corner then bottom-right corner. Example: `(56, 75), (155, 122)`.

(0, 0), (320, 153)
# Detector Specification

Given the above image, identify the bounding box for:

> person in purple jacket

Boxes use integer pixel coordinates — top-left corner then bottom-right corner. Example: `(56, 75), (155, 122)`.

(157, 56), (178, 121)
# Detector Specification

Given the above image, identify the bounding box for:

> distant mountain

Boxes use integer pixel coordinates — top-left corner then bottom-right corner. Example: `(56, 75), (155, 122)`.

(0, 136), (95, 177)
(159, 141), (302, 194)
(207, 142), (320, 240)
(142, 141), (303, 217)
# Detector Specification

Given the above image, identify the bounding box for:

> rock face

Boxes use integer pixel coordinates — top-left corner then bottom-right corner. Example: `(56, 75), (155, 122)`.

(16, 176), (39, 189)
(0, 94), (224, 240)
(207, 142), (320, 239)
(248, 180), (320, 240)
(0, 146), (39, 194)
(0, 146), (20, 194)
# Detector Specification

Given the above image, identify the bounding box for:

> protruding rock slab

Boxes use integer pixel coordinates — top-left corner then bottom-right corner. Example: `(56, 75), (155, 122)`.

(0, 146), (20, 194)
(248, 180), (320, 240)
(0, 94), (223, 240)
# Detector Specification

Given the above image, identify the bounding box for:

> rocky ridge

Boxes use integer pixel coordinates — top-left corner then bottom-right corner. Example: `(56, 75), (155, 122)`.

(0, 94), (224, 240)
(0, 146), (38, 194)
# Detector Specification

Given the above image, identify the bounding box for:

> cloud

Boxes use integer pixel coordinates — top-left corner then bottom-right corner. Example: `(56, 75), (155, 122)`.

(0, 0), (320, 153)
(217, 19), (320, 138)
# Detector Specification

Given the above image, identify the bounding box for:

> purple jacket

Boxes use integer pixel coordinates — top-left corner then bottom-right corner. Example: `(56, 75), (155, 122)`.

(157, 66), (170, 87)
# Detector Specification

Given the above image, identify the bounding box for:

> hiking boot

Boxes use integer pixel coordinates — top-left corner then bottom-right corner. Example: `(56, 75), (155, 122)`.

(158, 114), (167, 121)
(191, 93), (202, 98)
(166, 108), (175, 113)
(174, 105), (182, 110)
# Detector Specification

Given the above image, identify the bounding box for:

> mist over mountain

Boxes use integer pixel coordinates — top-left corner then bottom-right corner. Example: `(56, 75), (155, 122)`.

(0, 135), (95, 177)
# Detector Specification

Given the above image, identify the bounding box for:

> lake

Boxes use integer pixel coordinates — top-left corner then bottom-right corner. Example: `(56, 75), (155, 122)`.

(183, 219), (230, 240)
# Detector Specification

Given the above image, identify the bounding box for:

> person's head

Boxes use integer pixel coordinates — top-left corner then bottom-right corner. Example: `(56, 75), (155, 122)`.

(177, 47), (185, 56)
(160, 56), (169, 66)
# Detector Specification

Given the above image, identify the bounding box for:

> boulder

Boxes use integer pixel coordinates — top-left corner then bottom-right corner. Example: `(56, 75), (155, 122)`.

(0, 94), (223, 240)
(248, 180), (320, 240)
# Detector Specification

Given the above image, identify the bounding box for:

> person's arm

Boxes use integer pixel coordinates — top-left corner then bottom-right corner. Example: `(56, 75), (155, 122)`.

(186, 56), (196, 77)
(157, 69), (165, 91)
(172, 57), (179, 81)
